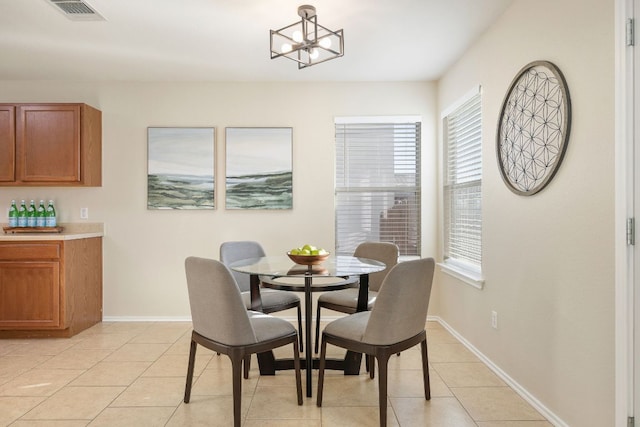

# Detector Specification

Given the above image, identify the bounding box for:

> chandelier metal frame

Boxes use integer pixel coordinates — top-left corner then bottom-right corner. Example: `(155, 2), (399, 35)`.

(270, 5), (344, 69)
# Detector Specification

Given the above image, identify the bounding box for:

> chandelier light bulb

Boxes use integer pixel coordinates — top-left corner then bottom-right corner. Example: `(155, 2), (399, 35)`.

(319, 37), (332, 49)
(309, 48), (320, 60)
(281, 43), (293, 53)
(292, 30), (303, 43)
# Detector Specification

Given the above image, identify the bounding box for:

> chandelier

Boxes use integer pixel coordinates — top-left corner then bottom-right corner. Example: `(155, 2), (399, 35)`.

(270, 5), (344, 69)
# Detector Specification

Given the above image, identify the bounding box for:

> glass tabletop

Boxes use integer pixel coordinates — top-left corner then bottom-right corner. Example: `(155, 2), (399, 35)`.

(229, 255), (386, 277)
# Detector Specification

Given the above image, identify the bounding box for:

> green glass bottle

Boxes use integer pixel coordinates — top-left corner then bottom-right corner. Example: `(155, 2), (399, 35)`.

(17, 200), (27, 227)
(36, 200), (46, 227)
(26, 200), (36, 227)
(45, 200), (57, 227)
(8, 200), (18, 227)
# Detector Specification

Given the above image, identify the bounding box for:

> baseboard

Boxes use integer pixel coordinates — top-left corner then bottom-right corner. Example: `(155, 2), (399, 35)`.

(102, 316), (192, 322)
(429, 316), (568, 427)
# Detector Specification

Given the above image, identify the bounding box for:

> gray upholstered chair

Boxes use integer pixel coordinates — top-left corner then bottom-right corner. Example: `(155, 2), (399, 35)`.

(220, 241), (304, 351)
(314, 241), (399, 353)
(316, 257), (435, 427)
(183, 256), (302, 427)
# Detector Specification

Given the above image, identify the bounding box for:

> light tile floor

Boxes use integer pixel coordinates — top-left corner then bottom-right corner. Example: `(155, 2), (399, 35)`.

(0, 321), (552, 426)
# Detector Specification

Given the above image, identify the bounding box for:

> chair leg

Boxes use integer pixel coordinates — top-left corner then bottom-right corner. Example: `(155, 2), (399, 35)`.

(297, 303), (304, 353)
(316, 337), (328, 407)
(243, 355), (251, 379)
(231, 354), (243, 427)
(314, 303), (321, 354)
(369, 354), (375, 379)
(420, 338), (431, 400)
(376, 353), (391, 427)
(183, 339), (197, 403)
(293, 339), (303, 405)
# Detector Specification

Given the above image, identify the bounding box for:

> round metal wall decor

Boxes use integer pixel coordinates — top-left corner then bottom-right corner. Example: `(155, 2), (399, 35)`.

(496, 60), (571, 196)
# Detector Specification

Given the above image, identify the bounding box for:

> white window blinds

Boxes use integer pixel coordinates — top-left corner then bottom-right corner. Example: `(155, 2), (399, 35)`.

(335, 119), (421, 257)
(443, 93), (482, 267)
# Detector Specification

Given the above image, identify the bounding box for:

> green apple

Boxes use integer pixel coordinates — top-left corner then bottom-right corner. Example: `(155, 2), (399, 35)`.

(300, 249), (311, 255)
(290, 248), (300, 255)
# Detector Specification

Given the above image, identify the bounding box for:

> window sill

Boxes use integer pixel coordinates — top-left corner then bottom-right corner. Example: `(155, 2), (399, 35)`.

(438, 262), (485, 290)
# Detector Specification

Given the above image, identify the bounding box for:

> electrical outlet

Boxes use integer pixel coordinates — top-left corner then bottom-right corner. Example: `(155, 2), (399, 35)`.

(80, 207), (89, 219)
(491, 311), (498, 329)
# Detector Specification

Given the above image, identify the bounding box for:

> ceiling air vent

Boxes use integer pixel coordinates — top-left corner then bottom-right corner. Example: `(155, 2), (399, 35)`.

(47, 0), (105, 21)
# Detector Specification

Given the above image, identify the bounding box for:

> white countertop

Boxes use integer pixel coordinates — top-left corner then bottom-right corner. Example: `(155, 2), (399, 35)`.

(0, 223), (104, 241)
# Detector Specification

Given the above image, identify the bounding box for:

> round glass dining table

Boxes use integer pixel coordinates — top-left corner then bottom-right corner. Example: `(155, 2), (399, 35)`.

(230, 255), (386, 397)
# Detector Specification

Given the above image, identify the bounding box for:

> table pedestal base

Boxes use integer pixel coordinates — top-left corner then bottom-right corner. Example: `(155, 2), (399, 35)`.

(257, 351), (363, 376)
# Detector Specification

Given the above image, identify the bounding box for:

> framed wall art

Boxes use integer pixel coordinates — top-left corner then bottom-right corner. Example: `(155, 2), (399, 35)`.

(147, 127), (215, 209)
(496, 60), (571, 196)
(225, 127), (293, 209)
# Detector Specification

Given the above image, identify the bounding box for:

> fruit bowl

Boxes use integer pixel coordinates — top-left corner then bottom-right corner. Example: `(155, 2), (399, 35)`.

(287, 251), (330, 265)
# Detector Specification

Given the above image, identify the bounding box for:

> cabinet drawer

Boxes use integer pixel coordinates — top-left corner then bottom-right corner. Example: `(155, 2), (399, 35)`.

(0, 243), (61, 260)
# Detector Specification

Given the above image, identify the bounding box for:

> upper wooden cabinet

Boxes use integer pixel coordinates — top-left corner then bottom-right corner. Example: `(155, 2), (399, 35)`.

(0, 103), (102, 186)
(0, 106), (16, 182)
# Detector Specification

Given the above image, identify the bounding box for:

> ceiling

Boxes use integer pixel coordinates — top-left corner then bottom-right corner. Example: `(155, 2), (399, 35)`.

(0, 0), (514, 82)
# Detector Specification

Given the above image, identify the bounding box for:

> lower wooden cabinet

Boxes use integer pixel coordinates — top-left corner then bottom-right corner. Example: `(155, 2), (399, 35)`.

(0, 238), (102, 338)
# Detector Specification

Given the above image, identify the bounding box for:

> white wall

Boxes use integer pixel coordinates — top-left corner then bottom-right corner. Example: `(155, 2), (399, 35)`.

(0, 81), (438, 318)
(433, 0), (614, 426)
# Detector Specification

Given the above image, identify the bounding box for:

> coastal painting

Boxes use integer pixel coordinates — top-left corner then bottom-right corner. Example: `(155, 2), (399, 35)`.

(225, 127), (292, 209)
(147, 127), (215, 209)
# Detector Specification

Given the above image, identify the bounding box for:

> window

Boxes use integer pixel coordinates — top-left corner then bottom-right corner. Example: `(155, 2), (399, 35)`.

(335, 117), (421, 257)
(442, 91), (483, 285)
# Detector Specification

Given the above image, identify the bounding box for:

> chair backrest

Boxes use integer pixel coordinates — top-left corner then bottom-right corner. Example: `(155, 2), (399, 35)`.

(185, 256), (258, 346)
(362, 258), (435, 345)
(219, 241), (266, 293)
(353, 242), (399, 292)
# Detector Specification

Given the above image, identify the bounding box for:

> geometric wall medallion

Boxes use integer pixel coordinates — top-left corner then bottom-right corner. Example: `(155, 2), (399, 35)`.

(496, 60), (571, 196)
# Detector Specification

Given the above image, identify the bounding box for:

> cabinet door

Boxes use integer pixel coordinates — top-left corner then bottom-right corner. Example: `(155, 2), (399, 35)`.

(0, 105), (15, 182)
(17, 105), (81, 183)
(0, 261), (60, 328)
